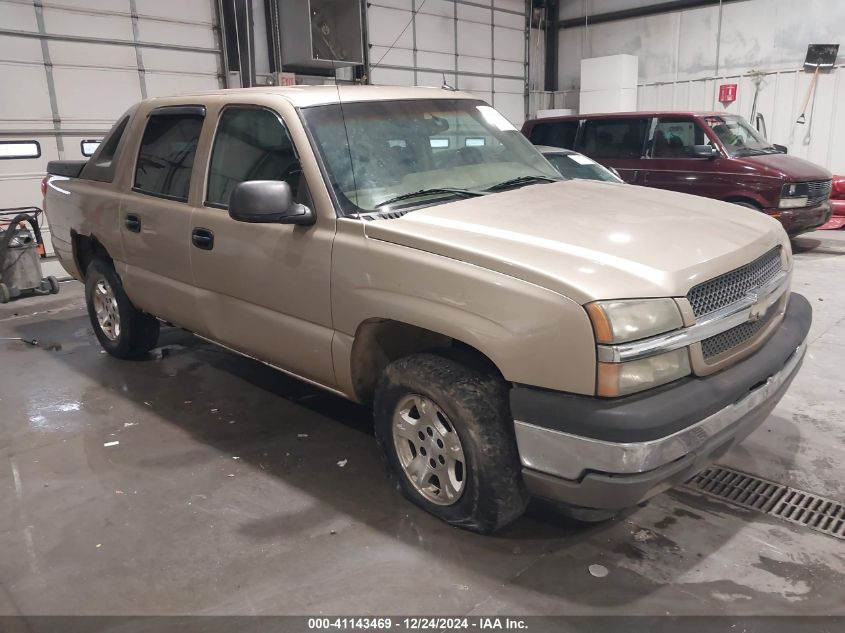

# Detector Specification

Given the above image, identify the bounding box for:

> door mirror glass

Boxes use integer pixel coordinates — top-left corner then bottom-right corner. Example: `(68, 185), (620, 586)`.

(692, 144), (719, 159)
(772, 143), (788, 154)
(229, 180), (314, 225)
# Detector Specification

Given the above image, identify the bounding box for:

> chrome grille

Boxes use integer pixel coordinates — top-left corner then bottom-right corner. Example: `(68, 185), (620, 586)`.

(701, 305), (778, 361)
(806, 180), (833, 206)
(687, 247), (782, 318)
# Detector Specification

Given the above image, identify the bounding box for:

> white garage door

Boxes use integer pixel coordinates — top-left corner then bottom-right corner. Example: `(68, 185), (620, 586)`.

(0, 0), (223, 269)
(367, 0), (528, 125)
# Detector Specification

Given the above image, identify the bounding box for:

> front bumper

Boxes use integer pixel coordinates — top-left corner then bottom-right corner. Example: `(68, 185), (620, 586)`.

(773, 202), (831, 236)
(511, 292), (812, 511)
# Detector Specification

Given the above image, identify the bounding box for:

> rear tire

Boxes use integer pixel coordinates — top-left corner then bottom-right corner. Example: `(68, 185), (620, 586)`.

(85, 258), (159, 359)
(47, 275), (59, 294)
(0, 283), (9, 304)
(374, 352), (529, 534)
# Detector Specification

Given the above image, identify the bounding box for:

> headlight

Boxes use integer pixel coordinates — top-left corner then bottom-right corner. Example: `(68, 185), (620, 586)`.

(779, 183), (809, 209)
(585, 298), (683, 344)
(597, 349), (691, 397)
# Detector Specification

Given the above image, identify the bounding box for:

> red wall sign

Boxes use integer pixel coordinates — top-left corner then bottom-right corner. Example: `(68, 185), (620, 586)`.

(719, 83), (738, 103)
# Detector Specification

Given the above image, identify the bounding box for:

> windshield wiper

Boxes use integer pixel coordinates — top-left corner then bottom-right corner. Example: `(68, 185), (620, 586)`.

(484, 175), (559, 192)
(374, 188), (484, 209)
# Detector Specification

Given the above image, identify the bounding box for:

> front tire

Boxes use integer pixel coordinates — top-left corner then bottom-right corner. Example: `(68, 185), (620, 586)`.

(374, 352), (528, 534)
(85, 258), (159, 359)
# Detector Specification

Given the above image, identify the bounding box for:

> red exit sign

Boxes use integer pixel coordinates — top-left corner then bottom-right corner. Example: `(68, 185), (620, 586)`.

(719, 83), (738, 103)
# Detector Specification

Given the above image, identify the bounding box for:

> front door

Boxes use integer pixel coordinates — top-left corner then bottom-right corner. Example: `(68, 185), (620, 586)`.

(188, 105), (335, 387)
(119, 105), (205, 331)
(641, 117), (726, 199)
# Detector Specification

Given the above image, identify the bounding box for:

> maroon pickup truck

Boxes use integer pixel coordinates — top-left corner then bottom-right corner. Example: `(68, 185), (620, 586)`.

(523, 111), (833, 236)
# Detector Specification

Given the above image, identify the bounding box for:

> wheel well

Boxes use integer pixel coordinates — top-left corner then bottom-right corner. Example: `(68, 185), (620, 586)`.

(72, 232), (112, 280)
(350, 319), (503, 403)
(724, 197), (763, 210)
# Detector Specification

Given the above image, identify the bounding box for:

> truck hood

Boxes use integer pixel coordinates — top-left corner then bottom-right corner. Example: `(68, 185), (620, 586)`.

(741, 153), (832, 181)
(363, 180), (789, 304)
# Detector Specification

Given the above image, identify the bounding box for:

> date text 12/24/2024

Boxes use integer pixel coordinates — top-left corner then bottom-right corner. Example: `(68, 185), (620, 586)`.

(307, 617), (528, 630)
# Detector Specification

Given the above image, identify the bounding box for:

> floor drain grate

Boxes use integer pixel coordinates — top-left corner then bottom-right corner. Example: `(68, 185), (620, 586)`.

(683, 466), (845, 541)
(685, 466), (786, 512)
(771, 489), (845, 539)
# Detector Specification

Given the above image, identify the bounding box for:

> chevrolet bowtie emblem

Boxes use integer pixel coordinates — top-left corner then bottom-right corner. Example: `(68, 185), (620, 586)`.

(747, 291), (766, 322)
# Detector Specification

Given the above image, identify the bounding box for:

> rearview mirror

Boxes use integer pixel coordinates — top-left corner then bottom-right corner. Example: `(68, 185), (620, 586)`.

(692, 144), (719, 159)
(229, 180), (314, 225)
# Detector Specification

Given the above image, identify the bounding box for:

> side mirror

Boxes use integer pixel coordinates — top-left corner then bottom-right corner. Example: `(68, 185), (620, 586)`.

(228, 180), (314, 225)
(692, 144), (720, 159)
(773, 144), (788, 154)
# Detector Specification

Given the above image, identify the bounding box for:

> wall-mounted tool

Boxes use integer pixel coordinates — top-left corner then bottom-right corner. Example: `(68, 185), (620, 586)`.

(796, 44), (839, 125)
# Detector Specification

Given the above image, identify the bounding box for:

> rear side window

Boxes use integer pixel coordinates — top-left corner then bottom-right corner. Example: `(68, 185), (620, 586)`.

(577, 118), (649, 159)
(134, 108), (205, 202)
(528, 121), (578, 149)
(206, 107), (301, 208)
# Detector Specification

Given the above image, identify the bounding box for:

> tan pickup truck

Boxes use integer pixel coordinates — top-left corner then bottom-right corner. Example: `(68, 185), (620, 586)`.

(43, 86), (811, 533)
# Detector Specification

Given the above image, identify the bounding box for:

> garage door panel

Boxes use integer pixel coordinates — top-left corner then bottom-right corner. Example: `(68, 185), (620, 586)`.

(0, 63), (53, 122)
(493, 92), (524, 124)
(0, 1), (38, 31)
(52, 67), (142, 123)
(0, 34), (43, 64)
(415, 13), (455, 55)
(457, 4), (491, 24)
(46, 0), (128, 12)
(142, 48), (218, 75)
(494, 10), (523, 28)
(494, 77), (523, 94)
(48, 41), (137, 68)
(144, 72), (219, 97)
(134, 0), (215, 24)
(368, 6), (414, 48)
(369, 46), (414, 68)
(136, 18), (217, 49)
(42, 7), (133, 41)
(369, 0), (411, 10)
(494, 59), (523, 77)
(457, 54), (491, 74)
(419, 0), (455, 19)
(457, 74), (492, 93)
(416, 71), (455, 88)
(493, 26), (522, 62)
(371, 67), (415, 86)
(457, 20), (492, 59)
(495, 0), (523, 8)
(416, 50), (453, 72)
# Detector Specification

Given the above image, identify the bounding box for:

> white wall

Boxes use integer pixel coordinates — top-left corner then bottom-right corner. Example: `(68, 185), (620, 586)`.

(558, 0), (845, 172)
(366, 0), (529, 124)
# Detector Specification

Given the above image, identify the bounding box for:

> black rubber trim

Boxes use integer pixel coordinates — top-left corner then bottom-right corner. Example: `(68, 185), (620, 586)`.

(510, 292), (811, 444)
(46, 160), (87, 178)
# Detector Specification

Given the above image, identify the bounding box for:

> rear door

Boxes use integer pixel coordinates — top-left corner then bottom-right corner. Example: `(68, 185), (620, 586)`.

(574, 117), (651, 184)
(642, 117), (724, 198)
(119, 105), (205, 330)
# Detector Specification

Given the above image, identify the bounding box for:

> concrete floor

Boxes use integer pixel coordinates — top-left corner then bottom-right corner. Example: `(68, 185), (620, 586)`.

(1, 232), (844, 617)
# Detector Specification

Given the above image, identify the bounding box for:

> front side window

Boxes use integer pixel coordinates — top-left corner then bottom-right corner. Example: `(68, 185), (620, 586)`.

(302, 99), (560, 215)
(577, 118), (649, 159)
(134, 109), (204, 201)
(206, 107), (301, 208)
(651, 119), (710, 158)
(703, 115), (777, 156)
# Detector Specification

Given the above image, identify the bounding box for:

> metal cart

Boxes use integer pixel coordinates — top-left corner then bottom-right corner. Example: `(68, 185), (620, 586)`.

(0, 207), (59, 303)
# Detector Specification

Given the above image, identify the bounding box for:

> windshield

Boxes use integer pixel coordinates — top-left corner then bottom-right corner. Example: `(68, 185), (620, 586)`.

(703, 115), (776, 156)
(544, 152), (622, 183)
(302, 99), (561, 214)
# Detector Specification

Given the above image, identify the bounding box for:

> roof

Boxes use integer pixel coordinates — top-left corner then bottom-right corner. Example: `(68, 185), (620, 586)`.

(145, 85), (480, 108)
(527, 110), (734, 123)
